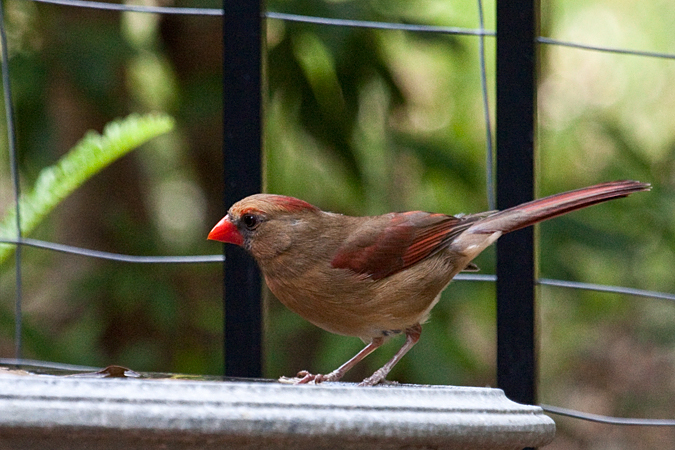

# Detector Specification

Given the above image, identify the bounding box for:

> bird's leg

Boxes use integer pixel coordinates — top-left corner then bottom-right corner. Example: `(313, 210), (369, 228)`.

(279, 337), (385, 385)
(359, 324), (422, 386)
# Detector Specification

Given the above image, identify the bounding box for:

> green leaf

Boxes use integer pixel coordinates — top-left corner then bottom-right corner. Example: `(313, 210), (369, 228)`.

(0, 112), (175, 263)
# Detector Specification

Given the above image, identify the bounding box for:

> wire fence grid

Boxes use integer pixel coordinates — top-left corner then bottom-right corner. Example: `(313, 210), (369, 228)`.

(0, 0), (674, 431)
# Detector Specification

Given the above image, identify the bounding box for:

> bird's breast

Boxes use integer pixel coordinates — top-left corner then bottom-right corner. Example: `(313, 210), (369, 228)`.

(262, 250), (466, 340)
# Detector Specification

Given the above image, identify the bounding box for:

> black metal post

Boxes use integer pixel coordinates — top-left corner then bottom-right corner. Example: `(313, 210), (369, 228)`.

(222, 0), (263, 378)
(495, 0), (539, 407)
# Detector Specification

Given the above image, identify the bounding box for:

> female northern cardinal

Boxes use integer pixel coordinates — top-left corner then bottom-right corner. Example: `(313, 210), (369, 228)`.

(208, 180), (649, 386)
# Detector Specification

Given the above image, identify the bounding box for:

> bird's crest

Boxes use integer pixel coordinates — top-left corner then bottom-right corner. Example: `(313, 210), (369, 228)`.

(230, 194), (319, 217)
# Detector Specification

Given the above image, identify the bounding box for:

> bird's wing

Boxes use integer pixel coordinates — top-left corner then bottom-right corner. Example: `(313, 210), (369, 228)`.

(330, 211), (479, 280)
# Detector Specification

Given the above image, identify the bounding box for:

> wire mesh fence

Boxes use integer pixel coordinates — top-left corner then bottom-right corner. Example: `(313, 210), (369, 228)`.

(0, 0), (674, 446)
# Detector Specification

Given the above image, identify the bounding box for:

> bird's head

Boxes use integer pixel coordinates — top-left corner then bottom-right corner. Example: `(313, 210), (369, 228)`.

(208, 194), (320, 257)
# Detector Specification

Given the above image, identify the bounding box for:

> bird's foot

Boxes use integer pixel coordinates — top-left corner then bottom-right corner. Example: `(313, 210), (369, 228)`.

(278, 370), (340, 385)
(358, 368), (394, 387)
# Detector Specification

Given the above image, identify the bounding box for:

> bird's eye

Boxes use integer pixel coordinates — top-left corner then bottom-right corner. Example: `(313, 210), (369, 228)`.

(242, 214), (259, 230)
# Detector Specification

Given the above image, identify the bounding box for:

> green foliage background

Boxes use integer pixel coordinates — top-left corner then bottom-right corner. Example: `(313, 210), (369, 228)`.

(1, 0), (674, 447)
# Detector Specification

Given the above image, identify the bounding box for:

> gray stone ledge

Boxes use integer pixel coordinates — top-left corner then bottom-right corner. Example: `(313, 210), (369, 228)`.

(0, 372), (555, 449)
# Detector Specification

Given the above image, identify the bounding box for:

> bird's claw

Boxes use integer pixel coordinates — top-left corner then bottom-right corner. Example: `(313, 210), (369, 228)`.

(278, 370), (331, 385)
(357, 367), (398, 386)
(358, 377), (399, 387)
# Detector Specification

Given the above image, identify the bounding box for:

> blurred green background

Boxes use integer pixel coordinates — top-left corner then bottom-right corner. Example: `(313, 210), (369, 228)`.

(1, 0), (674, 448)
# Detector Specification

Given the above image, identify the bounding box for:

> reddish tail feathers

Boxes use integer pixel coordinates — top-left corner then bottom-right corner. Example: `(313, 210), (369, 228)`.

(471, 180), (650, 234)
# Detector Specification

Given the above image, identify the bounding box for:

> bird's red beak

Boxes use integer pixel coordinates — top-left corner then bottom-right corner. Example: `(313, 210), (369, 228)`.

(208, 215), (244, 246)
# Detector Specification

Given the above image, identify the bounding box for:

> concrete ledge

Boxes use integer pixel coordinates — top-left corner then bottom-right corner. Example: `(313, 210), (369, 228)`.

(0, 371), (555, 449)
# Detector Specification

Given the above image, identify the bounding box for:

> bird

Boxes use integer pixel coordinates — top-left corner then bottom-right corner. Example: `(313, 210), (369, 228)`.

(208, 180), (650, 386)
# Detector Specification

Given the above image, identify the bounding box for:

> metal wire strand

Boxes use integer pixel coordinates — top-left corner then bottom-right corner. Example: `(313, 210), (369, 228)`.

(0, 0), (23, 360)
(264, 11), (495, 36)
(476, 0), (495, 210)
(537, 36), (675, 60)
(455, 274), (675, 303)
(0, 238), (224, 264)
(31, 0), (222, 15)
(539, 278), (675, 303)
(542, 404), (675, 426)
